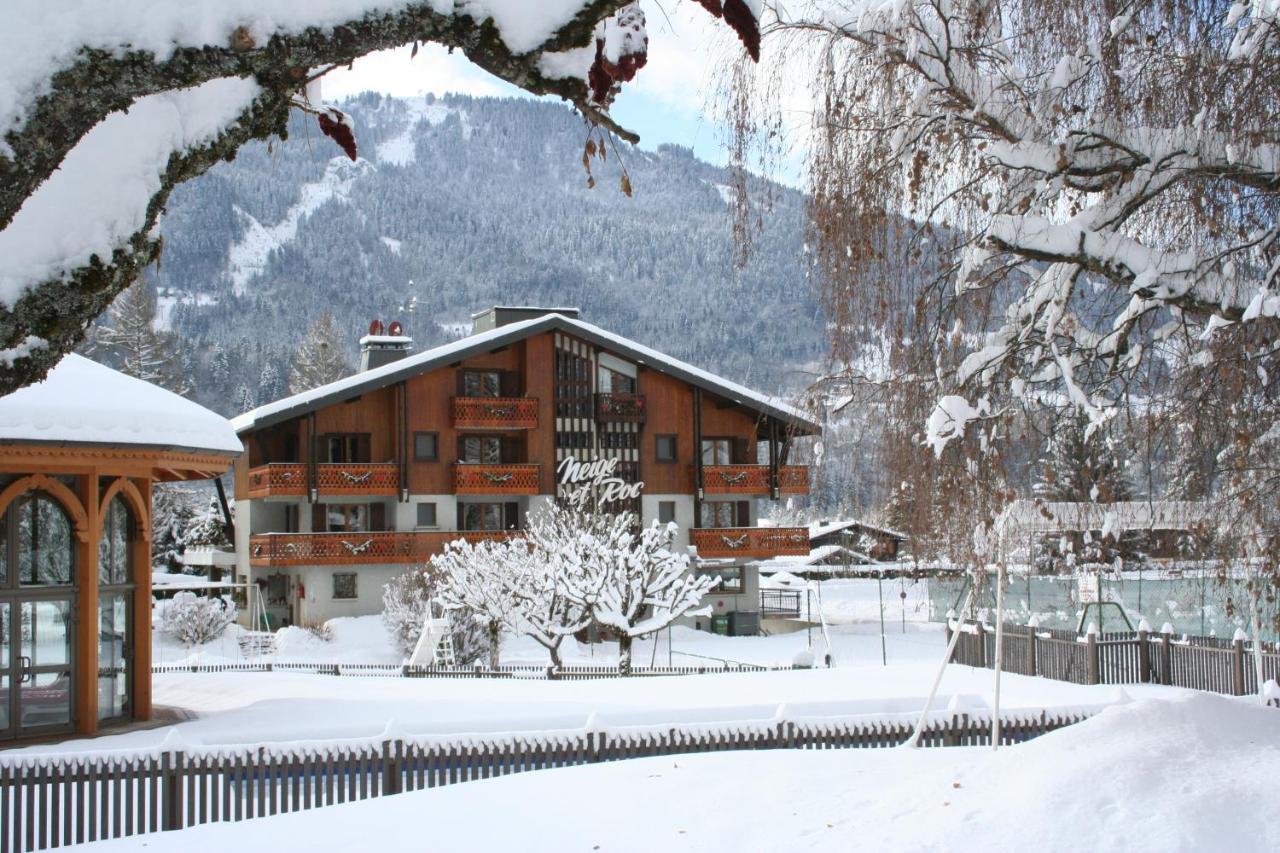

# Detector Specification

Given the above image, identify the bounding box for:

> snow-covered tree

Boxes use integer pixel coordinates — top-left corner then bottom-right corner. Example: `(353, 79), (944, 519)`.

(554, 507), (714, 674)
(432, 538), (515, 669)
(183, 495), (230, 551)
(258, 361), (285, 403)
(151, 483), (203, 572)
(234, 383), (255, 413)
(381, 564), (492, 665)
(93, 281), (187, 394)
(158, 591), (235, 647)
(1034, 414), (1134, 505)
(0, 2), (762, 394)
(288, 312), (352, 394)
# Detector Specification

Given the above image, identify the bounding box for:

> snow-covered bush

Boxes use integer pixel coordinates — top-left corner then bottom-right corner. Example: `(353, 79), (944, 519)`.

(381, 565), (491, 665)
(158, 591), (236, 647)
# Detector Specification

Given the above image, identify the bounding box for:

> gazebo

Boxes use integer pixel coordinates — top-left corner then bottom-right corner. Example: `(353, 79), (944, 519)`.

(0, 354), (240, 743)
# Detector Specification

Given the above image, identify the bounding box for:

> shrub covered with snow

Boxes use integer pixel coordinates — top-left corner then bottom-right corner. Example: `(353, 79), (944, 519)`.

(381, 565), (492, 665)
(157, 591), (236, 647)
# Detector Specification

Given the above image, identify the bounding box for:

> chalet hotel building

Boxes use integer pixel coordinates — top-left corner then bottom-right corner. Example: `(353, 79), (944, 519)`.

(233, 308), (819, 632)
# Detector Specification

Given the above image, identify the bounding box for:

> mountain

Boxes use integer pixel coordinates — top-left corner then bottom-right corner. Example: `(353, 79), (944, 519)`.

(141, 92), (825, 416)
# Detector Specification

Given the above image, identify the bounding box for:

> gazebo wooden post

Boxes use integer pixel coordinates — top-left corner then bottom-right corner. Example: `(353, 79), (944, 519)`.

(76, 469), (101, 736)
(133, 477), (154, 721)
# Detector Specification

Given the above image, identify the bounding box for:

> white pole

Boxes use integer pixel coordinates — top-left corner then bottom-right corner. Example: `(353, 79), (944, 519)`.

(908, 584), (975, 748)
(992, 561), (1006, 749)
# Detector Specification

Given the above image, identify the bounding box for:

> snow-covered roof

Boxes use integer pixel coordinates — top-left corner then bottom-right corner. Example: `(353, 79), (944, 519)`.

(232, 313), (820, 435)
(997, 500), (1212, 535)
(0, 354), (241, 455)
(807, 519), (907, 541)
(358, 335), (412, 346)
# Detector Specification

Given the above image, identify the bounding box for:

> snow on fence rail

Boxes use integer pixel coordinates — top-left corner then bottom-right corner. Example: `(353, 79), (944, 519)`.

(150, 661), (778, 679)
(949, 619), (1280, 696)
(0, 706), (1096, 853)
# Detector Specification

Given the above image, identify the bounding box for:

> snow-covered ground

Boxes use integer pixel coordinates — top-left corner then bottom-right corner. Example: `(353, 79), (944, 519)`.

(24, 623), (1184, 758)
(77, 691), (1280, 852)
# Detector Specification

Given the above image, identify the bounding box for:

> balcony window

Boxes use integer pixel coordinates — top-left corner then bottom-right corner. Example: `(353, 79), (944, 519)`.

(460, 502), (520, 531)
(460, 436), (502, 464)
(324, 433), (371, 463)
(700, 438), (732, 465)
(655, 434), (677, 463)
(700, 500), (749, 528)
(326, 504), (368, 532)
(461, 370), (502, 398)
(598, 365), (635, 394)
(416, 503), (437, 528)
(658, 501), (676, 524)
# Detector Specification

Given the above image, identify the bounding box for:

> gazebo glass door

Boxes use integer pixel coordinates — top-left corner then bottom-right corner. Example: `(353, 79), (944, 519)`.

(16, 599), (73, 732)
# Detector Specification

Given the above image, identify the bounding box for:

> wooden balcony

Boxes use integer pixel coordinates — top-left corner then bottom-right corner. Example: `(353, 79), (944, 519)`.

(245, 463), (399, 498)
(454, 463), (541, 494)
(690, 527), (810, 559)
(595, 392), (646, 424)
(701, 465), (810, 496)
(453, 397), (538, 430)
(248, 530), (512, 567)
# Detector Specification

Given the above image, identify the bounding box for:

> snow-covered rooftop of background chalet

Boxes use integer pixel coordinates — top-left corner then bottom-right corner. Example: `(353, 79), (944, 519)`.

(807, 519), (907, 541)
(232, 313), (817, 432)
(0, 354), (240, 454)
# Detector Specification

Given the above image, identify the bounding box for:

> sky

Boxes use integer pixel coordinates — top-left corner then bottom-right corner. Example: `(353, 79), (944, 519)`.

(321, 2), (802, 180)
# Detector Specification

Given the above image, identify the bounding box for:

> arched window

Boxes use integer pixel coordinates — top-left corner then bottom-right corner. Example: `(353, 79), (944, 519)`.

(98, 494), (135, 723)
(3, 491), (74, 587)
(99, 496), (133, 585)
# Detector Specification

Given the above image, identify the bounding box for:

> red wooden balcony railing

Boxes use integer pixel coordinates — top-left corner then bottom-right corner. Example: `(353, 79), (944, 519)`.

(690, 527), (810, 559)
(248, 530), (513, 566)
(453, 397), (539, 430)
(245, 463), (399, 498)
(595, 393), (647, 424)
(246, 463), (306, 497)
(454, 463), (541, 495)
(701, 465), (810, 496)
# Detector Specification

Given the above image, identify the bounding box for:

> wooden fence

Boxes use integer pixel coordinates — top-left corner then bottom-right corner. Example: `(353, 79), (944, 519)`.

(949, 620), (1280, 695)
(151, 661), (778, 679)
(0, 708), (1091, 853)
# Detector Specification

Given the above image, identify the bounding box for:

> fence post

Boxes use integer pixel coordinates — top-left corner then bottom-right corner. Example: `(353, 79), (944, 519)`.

(1160, 623), (1174, 686)
(161, 749), (183, 832)
(1026, 616), (1038, 678)
(1232, 629), (1247, 697)
(1086, 623), (1099, 685)
(975, 621), (986, 669)
(1137, 619), (1151, 684)
(382, 738), (402, 796)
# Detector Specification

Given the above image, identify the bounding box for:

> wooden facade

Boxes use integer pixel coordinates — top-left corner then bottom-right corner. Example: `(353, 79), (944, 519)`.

(234, 313), (820, 628)
(0, 445), (233, 744)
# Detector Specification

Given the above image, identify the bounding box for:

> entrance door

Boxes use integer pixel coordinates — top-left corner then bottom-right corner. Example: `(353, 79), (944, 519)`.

(2, 597), (74, 737)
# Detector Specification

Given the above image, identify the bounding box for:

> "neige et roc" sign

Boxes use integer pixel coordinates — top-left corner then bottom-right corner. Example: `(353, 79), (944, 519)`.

(557, 457), (643, 506)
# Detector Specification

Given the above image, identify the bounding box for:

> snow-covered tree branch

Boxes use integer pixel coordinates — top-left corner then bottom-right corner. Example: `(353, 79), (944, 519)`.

(0, 1), (763, 393)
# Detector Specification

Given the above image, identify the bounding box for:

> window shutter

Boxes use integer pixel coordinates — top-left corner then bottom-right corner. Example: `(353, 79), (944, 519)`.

(504, 502), (520, 530)
(457, 435), (467, 463)
(311, 504), (326, 532)
(370, 502), (386, 531)
(500, 370), (520, 397)
(735, 501), (750, 527)
(733, 438), (752, 465)
(457, 370), (467, 396)
(501, 436), (520, 464)
(357, 434), (372, 463)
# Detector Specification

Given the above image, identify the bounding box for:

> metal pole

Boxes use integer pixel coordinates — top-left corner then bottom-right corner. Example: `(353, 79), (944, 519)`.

(1200, 571), (1207, 636)
(992, 562), (1006, 749)
(900, 579), (907, 634)
(878, 571), (887, 666)
(806, 587), (813, 648)
(908, 584), (975, 747)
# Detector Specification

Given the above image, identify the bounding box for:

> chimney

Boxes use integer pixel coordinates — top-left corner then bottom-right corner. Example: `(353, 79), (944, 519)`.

(360, 319), (413, 371)
(471, 306), (580, 335)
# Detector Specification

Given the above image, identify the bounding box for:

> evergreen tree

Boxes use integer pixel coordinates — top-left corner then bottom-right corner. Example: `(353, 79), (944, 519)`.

(289, 312), (351, 393)
(95, 282), (188, 394)
(258, 361), (284, 404)
(1033, 414), (1134, 505)
(234, 383), (256, 413)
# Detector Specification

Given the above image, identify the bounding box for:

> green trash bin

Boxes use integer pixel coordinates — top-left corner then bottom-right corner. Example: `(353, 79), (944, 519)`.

(711, 614), (730, 636)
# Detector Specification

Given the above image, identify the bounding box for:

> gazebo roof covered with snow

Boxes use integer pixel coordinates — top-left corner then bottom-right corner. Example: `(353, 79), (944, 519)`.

(0, 354), (241, 744)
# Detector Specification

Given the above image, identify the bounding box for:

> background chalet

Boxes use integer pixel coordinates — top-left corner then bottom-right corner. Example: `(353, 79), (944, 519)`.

(233, 307), (820, 631)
